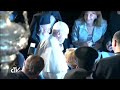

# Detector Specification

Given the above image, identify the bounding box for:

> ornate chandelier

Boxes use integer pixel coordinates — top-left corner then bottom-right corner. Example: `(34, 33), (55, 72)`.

(0, 11), (30, 78)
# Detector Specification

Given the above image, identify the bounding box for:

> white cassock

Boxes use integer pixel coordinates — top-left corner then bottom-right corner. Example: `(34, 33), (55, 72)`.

(35, 35), (68, 79)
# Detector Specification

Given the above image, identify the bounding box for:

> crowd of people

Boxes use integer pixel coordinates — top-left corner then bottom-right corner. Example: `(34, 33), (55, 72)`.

(2, 11), (120, 79)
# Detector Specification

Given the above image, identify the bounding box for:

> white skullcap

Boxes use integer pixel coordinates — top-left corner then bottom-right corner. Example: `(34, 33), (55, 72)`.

(52, 21), (69, 34)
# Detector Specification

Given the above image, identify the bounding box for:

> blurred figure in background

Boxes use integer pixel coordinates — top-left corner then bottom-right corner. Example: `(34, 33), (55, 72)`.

(30, 12), (51, 48)
(28, 11), (62, 55)
(30, 11), (62, 47)
(103, 11), (120, 52)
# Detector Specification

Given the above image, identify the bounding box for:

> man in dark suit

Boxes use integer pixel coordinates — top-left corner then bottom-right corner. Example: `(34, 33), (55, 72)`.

(93, 30), (120, 79)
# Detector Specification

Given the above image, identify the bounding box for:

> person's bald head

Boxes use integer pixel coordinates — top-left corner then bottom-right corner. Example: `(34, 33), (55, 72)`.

(24, 55), (44, 76)
(112, 30), (120, 53)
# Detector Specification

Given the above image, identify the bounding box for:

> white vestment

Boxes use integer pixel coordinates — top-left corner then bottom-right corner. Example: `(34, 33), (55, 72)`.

(35, 35), (68, 79)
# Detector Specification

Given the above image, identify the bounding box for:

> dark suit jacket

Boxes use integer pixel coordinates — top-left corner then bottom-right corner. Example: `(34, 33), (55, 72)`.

(6, 71), (29, 79)
(93, 54), (120, 79)
(64, 68), (90, 79)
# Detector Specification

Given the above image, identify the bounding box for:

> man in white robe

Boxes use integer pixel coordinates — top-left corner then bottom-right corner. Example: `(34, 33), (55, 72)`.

(35, 21), (69, 79)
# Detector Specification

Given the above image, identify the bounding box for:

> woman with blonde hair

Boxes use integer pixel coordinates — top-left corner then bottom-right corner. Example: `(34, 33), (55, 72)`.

(71, 11), (107, 51)
(64, 48), (78, 70)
